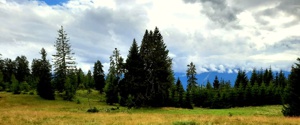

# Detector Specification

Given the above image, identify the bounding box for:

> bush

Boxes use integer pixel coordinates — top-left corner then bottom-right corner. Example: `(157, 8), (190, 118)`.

(76, 99), (81, 104)
(173, 121), (197, 125)
(87, 107), (99, 113)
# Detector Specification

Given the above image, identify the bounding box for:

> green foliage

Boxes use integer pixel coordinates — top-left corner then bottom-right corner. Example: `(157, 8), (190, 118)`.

(0, 71), (4, 91)
(35, 48), (55, 100)
(213, 76), (220, 89)
(63, 76), (76, 101)
(282, 58), (300, 116)
(139, 28), (173, 107)
(15, 55), (30, 82)
(173, 121), (197, 125)
(20, 81), (30, 93)
(53, 26), (76, 92)
(11, 74), (20, 94)
(87, 107), (99, 113)
(93, 60), (105, 92)
(105, 48), (123, 105)
(186, 62), (197, 92)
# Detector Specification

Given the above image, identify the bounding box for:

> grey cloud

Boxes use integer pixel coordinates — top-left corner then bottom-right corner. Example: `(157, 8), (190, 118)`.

(265, 36), (300, 54)
(183, 0), (241, 28)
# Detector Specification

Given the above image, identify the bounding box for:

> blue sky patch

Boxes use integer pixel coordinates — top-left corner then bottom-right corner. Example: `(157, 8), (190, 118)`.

(39, 0), (68, 5)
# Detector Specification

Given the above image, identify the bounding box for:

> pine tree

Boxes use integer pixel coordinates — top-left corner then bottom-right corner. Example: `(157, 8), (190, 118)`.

(76, 68), (85, 89)
(175, 78), (184, 107)
(85, 70), (94, 89)
(186, 62), (197, 91)
(213, 76), (220, 89)
(234, 70), (248, 88)
(206, 80), (212, 89)
(282, 58), (300, 116)
(140, 27), (173, 107)
(93, 60), (105, 92)
(52, 26), (76, 93)
(35, 48), (55, 100)
(105, 48), (123, 105)
(250, 68), (258, 86)
(122, 39), (145, 107)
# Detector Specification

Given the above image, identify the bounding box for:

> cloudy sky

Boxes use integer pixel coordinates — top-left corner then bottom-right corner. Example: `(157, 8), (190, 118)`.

(0, 0), (299, 74)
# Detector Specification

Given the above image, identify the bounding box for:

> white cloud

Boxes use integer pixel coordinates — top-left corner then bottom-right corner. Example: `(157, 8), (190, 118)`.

(0, 0), (299, 74)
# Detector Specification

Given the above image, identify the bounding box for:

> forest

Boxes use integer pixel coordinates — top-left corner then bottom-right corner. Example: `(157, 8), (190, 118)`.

(0, 26), (299, 116)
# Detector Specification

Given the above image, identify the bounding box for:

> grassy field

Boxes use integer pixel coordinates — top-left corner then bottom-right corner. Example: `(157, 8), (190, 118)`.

(0, 91), (299, 125)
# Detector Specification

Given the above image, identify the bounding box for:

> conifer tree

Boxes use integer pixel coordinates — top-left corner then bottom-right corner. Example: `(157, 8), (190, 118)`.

(52, 26), (76, 93)
(186, 62), (197, 91)
(213, 76), (220, 89)
(76, 68), (85, 89)
(35, 48), (55, 100)
(122, 39), (145, 106)
(282, 58), (300, 116)
(93, 60), (105, 92)
(85, 70), (94, 89)
(140, 27), (173, 107)
(175, 78), (184, 107)
(250, 68), (258, 86)
(105, 48), (123, 105)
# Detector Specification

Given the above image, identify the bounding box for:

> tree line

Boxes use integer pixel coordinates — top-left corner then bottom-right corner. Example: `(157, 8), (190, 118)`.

(0, 26), (299, 116)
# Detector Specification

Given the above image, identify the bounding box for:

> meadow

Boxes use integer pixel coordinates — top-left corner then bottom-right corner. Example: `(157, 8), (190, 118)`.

(0, 91), (299, 125)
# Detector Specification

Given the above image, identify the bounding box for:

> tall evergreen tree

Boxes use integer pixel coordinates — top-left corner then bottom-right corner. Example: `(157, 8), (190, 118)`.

(35, 48), (55, 100)
(105, 48), (123, 104)
(282, 58), (300, 116)
(186, 62), (197, 91)
(122, 39), (145, 106)
(52, 26), (76, 93)
(93, 60), (105, 92)
(140, 27), (173, 107)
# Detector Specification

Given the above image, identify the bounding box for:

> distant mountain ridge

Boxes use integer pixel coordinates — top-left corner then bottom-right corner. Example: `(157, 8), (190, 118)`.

(174, 71), (290, 89)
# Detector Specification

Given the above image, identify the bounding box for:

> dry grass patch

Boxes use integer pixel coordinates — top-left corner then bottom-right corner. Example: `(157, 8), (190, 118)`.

(1, 92), (300, 125)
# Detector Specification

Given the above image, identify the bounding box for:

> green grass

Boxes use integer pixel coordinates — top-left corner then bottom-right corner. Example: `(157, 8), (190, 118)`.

(0, 91), (299, 125)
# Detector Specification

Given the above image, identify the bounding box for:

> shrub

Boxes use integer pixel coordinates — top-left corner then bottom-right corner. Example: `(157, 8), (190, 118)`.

(173, 121), (198, 125)
(87, 107), (99, 113)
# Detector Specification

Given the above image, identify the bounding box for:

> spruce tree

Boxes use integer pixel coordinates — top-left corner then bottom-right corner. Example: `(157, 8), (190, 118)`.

(175, 78), (185, 107)
(282, 58), (300, 116)
(52, 26), (76, 93)
(85, 70), (94, 89)
(140, 27), (173, 107)
(76, 68), (85, 89)
(93, 60), (105, 92)
(122, 39), (145, 107)
(35, 48), (55, 100)
(186, 62), (197, 91)
(213, 76), (220, 89)
(250, 68), (258, 86)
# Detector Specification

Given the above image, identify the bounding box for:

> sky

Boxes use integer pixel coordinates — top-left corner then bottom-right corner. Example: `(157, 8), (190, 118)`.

(0, 0), (300, 75)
